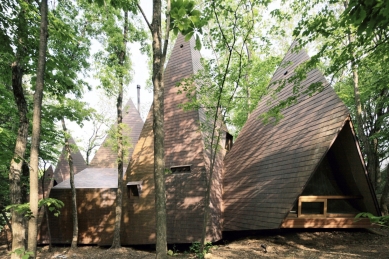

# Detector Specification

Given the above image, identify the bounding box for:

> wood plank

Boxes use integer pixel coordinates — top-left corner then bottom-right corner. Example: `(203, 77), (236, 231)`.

(281, 217), (376, 228)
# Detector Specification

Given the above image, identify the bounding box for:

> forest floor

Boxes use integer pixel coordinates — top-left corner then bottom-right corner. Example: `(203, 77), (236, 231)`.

(1, 228), (389, 258)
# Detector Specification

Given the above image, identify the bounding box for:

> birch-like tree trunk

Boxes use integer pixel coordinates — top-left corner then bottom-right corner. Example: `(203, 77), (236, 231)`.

(151, 0), (168, 256)
(61, 118), (78, 248)
(350, 61), (377, 188)
(111, 10), (128, 248)
(28, 0), (48, 257)
(9, 61), (28, 259)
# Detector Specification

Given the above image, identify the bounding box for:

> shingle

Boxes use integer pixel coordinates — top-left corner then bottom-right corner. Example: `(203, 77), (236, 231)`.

(223, 42), (350, 230)
(90, 98), (144, 168)
(53, 136), (87, 183)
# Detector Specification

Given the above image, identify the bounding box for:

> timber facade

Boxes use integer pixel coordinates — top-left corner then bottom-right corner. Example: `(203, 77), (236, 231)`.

(41, 37), (380, 246)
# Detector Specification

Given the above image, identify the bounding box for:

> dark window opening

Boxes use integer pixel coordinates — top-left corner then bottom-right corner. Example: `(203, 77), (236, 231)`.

(301, 202), (324, 214)
(127, 181), (142, 197)
(129, 185), (139, 196)
(225, 132), (233, 151)
(53, 180), (58, 186)
(171, 165), (191, 173)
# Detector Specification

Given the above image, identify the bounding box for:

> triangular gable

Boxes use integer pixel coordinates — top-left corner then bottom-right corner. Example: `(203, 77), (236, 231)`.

(122, 34), (226, 244)
(53, 136), (87, 184)
(222, 42), (371, 230)
(89, 98), (144, 168)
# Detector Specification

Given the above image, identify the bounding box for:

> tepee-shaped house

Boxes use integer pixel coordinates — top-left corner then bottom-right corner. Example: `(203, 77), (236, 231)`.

(121, 34), (227, 245)
(89, 98), (144, 168)
(53, 136), (86, 184)
(223, 42), (380, 230)
(41, 98), (144, 245)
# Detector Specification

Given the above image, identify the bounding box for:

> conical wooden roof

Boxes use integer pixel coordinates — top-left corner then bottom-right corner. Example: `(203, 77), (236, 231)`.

(53, 136), (87, 184)
(89, 98), (144, 168)
(223, 42), (379, 230)
(122, 34), (226, 244)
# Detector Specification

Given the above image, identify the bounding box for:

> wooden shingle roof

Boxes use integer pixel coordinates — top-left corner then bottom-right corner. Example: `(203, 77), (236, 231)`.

(52, 168), (124, 189)
(53, 136), (87, 184)
(123, 34), (225, 244)
(223, 43), (355, 230)
(89, 98), (144, 168)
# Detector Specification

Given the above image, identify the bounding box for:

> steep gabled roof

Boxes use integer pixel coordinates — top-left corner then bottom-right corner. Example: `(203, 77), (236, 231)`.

(52, 168), (124, 189)
(123, 34), (225, 244)
(223, 42), (377, 230)
(53, 136), (87, 184)
(89, 98), (144, 168)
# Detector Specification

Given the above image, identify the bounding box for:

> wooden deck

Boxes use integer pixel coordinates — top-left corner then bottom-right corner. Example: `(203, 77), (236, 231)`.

(281, 213), (376, 228)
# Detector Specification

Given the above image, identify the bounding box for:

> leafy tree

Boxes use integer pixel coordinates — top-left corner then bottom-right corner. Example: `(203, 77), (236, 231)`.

(84, 0), (148, 248)
(177, 0), (285, 254)
(273, 0), (389, 211)
(27, 0), (49, 256)
(137, 0), (206, 257)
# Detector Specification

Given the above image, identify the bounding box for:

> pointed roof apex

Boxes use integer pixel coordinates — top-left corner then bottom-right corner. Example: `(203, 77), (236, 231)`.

(164, 34), (202, 86)
(89, 97), (144, 168)
(53, 136), (86, 184)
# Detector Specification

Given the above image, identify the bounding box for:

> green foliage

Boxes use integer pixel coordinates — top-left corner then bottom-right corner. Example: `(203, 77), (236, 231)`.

(10, 247), (34, 259)
(6, 198), (64, 219)
(170, 0), (207, 50)
(343, 0), (389, 39)
(104, 123), (132, 165)
(38, 198), (65, 217)
(355, 212), (389, 228)
(189, 242), (213, 258)
(6, 203), (33, 219)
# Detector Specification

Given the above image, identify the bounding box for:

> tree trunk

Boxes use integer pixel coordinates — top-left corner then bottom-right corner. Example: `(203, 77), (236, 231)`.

(111, 10), (128, 249)
(380, 165), (389, 215)
(347, 32), (377, 189)
(152, 0), (167, 257)
(61, 118), (78, 248)
(351, 63), (377, 188)
(9, 60), (28, 259)
(28, 0), (48, 257)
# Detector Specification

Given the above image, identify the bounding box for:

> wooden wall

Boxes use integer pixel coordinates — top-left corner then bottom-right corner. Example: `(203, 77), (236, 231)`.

(39, 188), (117, 245)
(123, 34), (225, 244)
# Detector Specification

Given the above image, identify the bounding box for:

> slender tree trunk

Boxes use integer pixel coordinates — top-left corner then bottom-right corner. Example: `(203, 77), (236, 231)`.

(28, 0), (48, 257)
(380, 165), (389, 215)
(347, 33), (377, 189)
(245, 43), (251, 118)
(350, 62), (377, 188)
(152, 0), (167, 257)
(200, 128), (222, 253)
(9, 60), (28, 259)
(61, 118), (78, 248)
(111, 10), (128, 249)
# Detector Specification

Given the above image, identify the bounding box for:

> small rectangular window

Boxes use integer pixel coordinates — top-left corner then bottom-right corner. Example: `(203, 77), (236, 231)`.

(170, 165), (191, 173)
(298, 196), (327, 218)
(127, 181), (142, 197)
(225, 132), (233, 151)
(301, 202), (324, 214)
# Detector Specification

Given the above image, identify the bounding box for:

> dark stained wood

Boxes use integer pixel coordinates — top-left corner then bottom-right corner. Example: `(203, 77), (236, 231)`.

(121, 34), (226, 245)
(281, 217), (376, 228)
(223, 41), (379, 231)
(53, 136), (86, 184)
(90, 98), (144, 168)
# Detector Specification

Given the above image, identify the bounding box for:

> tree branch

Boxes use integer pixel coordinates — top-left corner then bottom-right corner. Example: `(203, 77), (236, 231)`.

(137, 3), (152, 32)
